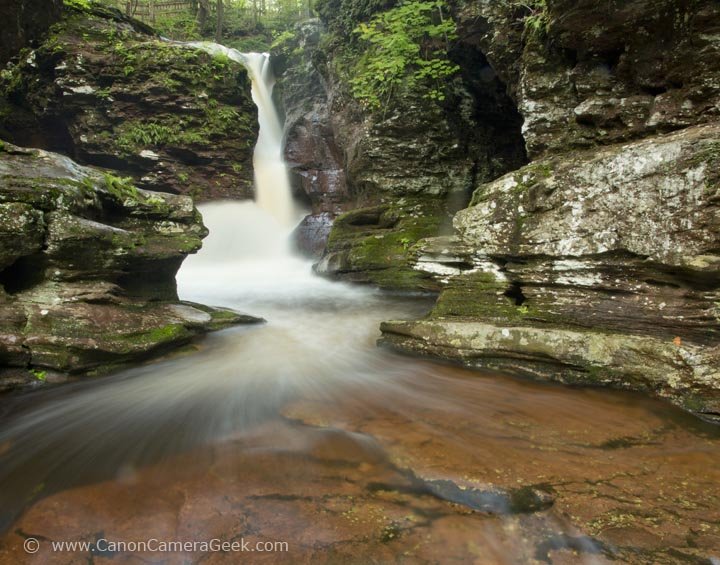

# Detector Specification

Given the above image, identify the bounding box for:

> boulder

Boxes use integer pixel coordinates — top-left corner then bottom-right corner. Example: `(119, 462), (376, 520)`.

(0, 142), (262, 389)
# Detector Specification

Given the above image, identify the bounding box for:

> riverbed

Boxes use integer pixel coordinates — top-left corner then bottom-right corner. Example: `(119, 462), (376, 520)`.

(0, 202), (718, 564)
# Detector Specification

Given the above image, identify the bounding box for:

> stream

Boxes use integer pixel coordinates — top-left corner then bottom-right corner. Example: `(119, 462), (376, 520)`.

(0, 50), (718, 564)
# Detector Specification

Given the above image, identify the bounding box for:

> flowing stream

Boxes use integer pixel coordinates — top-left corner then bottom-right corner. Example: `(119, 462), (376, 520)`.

(0, 51), (719, 564)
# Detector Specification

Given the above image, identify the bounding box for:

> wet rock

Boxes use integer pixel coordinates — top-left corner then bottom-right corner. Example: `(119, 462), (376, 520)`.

(291, 212), (334, 258)
(274, 15), (527, 281)
(414, 478), (554, 515)
(273, 20), (350, 257)
(314, 197), (450, 291)
(381, 124), (720, 420)
(0, 3), (257, 201)
(0, 142), (262, 388)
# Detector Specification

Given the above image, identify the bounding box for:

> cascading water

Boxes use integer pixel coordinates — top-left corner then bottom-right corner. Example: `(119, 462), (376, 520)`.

(244, 52), (299, 228)
(0, 44), (716, 565)
(185, 43), (298, 230)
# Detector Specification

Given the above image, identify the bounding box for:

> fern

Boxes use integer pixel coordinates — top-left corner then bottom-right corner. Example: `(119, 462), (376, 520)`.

(349, 0), (459, 110)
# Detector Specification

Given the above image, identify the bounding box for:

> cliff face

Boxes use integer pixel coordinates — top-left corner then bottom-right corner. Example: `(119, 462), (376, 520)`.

(272, 20), (350, 258)
(454, 0), (720, 158)
(274, 0), (720, 418)
(0, 3), (258, 201)
(376, 0), (720, 420)
(0, 142), (260, 389)
(273, 14), (527, 282)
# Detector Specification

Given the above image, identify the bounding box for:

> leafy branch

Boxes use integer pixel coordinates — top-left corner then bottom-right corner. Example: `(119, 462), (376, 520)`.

(349, 0), (459, 111)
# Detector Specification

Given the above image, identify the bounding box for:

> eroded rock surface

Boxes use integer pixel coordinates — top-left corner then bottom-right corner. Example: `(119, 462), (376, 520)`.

(0, 3), (258, 200)
(0, 142), (261, 389)
(381, 124), (720, 419)
(454, 0), (720, 159)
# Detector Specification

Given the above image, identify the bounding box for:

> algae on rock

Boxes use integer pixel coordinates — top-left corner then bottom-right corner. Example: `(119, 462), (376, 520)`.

(0, 142), (262, 389)
(0, 2), (258, 200)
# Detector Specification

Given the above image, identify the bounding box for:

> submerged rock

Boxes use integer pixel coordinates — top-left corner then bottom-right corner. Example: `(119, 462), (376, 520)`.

(381, 124), (720, 420)
(0, 2), (257, 200)
(0, 142), (262, 388)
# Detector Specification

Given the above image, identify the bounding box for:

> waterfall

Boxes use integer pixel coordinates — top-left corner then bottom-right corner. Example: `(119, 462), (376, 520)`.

(243, 53), (298, 228)
(185, 43), (298, 228)
(177, 43), (328, 300)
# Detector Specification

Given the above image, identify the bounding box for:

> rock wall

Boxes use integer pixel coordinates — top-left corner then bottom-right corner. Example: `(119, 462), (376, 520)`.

(0, 141), (261, 390)
(0, 3), (258, 201)
(272, 20), (350, 258)
(454, 0), (720, 158)
(0, 0), (62, 66)
(273, 12), (527, 281)
(379, 0), (720, 420)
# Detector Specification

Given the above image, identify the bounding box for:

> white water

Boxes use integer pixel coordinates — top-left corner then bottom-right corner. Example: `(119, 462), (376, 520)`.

(177, 44), (363, 314)
(185, 44), (299, 229)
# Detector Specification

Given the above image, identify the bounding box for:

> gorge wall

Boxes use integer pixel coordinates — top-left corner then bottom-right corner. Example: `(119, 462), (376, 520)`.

(275, 0), (720, 420)
(0, 2), (258, 200)
(0, 2), (263, 389)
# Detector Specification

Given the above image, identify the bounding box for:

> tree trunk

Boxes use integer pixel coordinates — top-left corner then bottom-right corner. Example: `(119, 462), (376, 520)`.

(197, 0), (209, 30)
(215, 0), (224, 43)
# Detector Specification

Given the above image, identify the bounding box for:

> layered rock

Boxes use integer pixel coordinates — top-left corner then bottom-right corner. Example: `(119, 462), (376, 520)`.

(0, 2), (258, 200)
(272, 20), (349, 258)
(273, 12), (527, 280)
(0, 142), (261, 389)
(453, 0), (720, 158)
(381, 124), (720, 420)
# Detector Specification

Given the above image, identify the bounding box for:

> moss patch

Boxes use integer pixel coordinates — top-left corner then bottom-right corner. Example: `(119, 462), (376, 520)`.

(322, 196), (449, 291)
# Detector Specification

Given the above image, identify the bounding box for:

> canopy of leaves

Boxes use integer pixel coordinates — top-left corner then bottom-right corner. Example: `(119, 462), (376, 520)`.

(349, 0), (459, 110)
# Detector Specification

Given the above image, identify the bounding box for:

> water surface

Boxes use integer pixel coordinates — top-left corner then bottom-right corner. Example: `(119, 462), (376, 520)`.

(0, 202), (718, 564)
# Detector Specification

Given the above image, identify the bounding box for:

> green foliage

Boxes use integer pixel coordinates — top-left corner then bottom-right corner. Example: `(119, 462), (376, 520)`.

(227, 35), (271, 52)
(271, 29), (295, 50)
(513, 0), (549, 37)
(153, 13), (202, 41)
(348, 0), (459, 110)
(64, 0), (93, 12)
(102, 173), (139, 198)
(315, 0), (396, 36)
(31, 369), (47, 381)
(118, 122), (178, 150)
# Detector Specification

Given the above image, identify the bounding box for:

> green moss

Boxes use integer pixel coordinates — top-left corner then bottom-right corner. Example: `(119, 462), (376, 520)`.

(325, 197), (446, 290)
(433, 271), (516, 319)
(114, 324), (190, 351)
(63, 0), (93, 13)
(145, 324), (187, 342)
